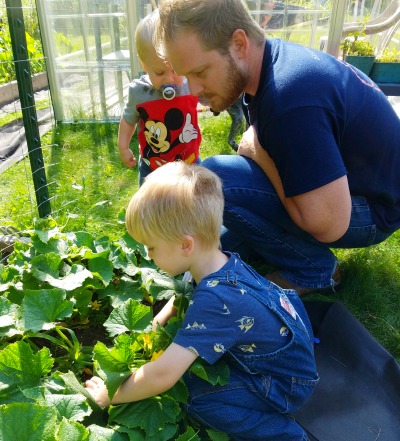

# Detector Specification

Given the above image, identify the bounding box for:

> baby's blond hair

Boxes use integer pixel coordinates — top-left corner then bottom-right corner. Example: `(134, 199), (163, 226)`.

(126, 162), (223, 249)
(135, 8), (159, 62)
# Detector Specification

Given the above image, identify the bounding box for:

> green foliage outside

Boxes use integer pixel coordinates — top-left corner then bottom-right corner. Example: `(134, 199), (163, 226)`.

(376, 47), (400, 62)
(0, 0), (46, 85)
(0, 217), (230, 440)
(340, 31), (376, 57)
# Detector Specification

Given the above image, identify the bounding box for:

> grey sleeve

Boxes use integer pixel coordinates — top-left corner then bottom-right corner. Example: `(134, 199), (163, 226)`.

(122, 82), (141, 125)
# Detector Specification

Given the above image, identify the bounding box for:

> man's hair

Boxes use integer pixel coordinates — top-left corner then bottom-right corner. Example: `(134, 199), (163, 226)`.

(135, 8), (159, 62)
(126, 162), (223, 249)
(156, 0), (265, 55)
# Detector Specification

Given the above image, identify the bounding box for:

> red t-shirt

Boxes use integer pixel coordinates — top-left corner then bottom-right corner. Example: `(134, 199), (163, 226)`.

(137, 95), (201, 170)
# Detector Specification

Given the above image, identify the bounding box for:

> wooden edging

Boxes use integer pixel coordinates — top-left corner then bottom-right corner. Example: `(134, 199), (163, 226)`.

(0, 72), (48, 107)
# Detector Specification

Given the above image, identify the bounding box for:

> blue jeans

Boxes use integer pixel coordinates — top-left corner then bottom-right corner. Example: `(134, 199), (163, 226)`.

(184, 266), (318, 441)
(139, 156), (202, 186)
(185, 365), (309, 441)
(202, 155), (393, 289)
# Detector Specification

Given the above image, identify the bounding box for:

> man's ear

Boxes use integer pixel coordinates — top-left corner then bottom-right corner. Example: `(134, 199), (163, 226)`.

(231, 29), (249, 59)
(181, 235), (194, 256)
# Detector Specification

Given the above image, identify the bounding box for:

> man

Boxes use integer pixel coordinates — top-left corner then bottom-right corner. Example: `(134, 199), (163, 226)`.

(156, 0), (400, 294)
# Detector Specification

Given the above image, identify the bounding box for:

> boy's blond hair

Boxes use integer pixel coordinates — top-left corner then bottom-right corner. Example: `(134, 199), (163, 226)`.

(126, 162), (223, 249)
(135, 8), (159, 62)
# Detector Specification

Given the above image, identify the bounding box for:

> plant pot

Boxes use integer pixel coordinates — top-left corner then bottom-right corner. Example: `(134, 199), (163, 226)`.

(370, 62), (400, 83)
(344, 55), (376, 75)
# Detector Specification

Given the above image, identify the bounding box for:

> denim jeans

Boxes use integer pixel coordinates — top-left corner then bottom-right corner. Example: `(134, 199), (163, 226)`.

(183, 270), (318, 441)
(202, 155), (393, 289)
(185, 366), (309, 441)
(139, 156), (202, 186)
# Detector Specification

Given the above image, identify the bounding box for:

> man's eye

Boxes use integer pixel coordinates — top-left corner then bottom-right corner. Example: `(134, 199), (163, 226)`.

(195, 69), (206, 78)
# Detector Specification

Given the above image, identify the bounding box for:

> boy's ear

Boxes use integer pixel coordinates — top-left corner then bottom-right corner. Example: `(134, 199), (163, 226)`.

(181, 235), (194, 256)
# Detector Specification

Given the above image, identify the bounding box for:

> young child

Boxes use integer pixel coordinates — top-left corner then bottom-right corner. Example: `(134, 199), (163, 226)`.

(118, 9), (201, 184)
(85, 162), (319, 441)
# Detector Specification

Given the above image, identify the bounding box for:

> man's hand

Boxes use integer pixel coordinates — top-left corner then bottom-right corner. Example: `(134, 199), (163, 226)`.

(237, 126), (260, 160)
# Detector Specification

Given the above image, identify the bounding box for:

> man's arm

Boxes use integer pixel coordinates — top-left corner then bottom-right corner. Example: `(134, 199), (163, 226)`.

(85, 343), (197, 407)
(238, 126), (351, 243)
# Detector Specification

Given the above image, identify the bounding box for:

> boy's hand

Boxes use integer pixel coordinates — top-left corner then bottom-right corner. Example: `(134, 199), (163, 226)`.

(85, 376), (111, 408)
(119, 149), (137, 168)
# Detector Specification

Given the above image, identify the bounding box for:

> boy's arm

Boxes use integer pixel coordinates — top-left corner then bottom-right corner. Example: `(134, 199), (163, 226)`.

(152, 296), (177, 330)
(118, 117), (137, 168)
(85, 343), (197, 407)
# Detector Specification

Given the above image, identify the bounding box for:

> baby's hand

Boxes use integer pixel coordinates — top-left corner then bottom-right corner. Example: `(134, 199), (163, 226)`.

(119, 149), (137, 168)
(85, 376), (111, 408)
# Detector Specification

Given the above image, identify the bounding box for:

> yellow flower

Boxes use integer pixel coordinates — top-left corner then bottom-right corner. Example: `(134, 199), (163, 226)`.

(90, 300), (101, 310)
(151, 350), (164, 361)
(143, 333), (153, 351)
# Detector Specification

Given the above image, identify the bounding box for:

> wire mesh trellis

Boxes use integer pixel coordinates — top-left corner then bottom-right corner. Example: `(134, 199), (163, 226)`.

(0, 0), (56, 261)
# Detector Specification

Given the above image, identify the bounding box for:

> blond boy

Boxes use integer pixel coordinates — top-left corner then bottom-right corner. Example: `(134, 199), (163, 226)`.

(86, 161), (318, 441)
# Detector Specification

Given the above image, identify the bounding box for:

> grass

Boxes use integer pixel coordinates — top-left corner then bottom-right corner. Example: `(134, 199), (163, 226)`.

(0, 110), (399, 363)
(0, 98), (50, 128)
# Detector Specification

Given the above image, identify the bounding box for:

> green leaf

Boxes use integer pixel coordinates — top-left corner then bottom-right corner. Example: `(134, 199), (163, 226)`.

(189, 358), (230, 386)
(206, 428), (230, 441)
(32, 236), (70, 258)
(109, 396), (181, 437)
(22, 288), (73, 331)
(57, 418), (89, 441)
(145, 423), (178, 441)
(104, 299), (152, 336)
(0, 341), (53, 394)
(176, 427), (202, 441)
(87, 424), (129, 441)
(108, 245), (139, 277)
(0, 402), (57, 441)
(34, 262), (93, 291)
(119, 232), (147, 258)
(89, 256), (114, 286)
(59, 371), (102, 412)
(31, 252), (62, 279)
(71, 231), (97, 252)
(23, 385), (92, 422)
(99, 276), (143, 307)
(163, 378), (188, 405)
(139, 268), (193, 301)
(0, 296), (19, 336)
(48, 393), (91, 421)
(93, 336), (134, 399)
(34, 218), (60, 243)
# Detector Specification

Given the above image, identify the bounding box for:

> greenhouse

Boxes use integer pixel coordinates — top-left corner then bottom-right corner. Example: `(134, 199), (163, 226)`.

(0, 1), (399, 440)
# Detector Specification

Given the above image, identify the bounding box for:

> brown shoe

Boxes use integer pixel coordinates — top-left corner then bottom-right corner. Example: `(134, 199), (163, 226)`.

(265, 265), (342, 296)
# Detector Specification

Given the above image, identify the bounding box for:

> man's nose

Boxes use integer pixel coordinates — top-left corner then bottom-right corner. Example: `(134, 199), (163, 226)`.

(188, 80), (203, 97)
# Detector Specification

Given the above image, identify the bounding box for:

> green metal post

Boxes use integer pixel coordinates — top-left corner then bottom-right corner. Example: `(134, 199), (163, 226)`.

(5, 0), (51, 218)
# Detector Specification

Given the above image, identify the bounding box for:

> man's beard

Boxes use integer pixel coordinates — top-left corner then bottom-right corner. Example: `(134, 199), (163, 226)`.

(208, 54), (247, 113)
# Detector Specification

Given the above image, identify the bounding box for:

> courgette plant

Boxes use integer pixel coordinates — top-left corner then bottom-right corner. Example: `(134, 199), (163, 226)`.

(0, 217), (230, 441)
